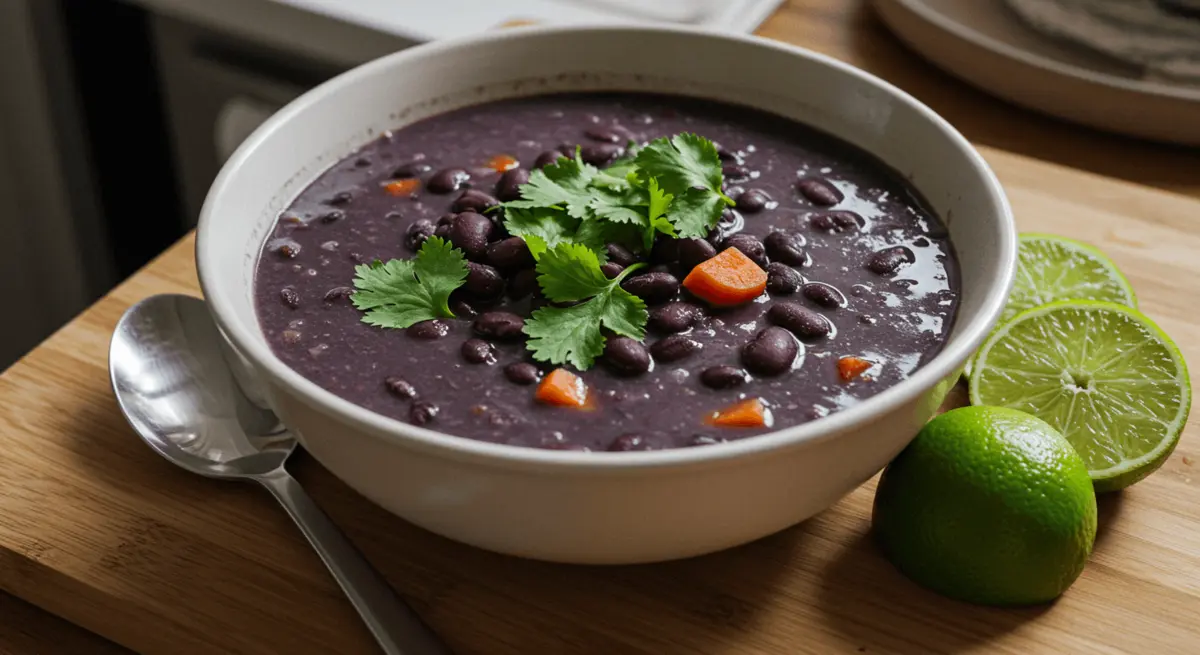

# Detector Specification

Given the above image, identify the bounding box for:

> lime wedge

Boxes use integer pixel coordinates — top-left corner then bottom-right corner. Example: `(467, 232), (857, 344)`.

(969, 300), (1190, 492)
(967, 234), (1138, 377)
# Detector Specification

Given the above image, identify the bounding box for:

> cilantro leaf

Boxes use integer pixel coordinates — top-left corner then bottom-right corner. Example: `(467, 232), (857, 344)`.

(669, 187), (727, 239)
(504, 207), (579, 258)
(350, 237), (469, 329)
(635, 133), (733, 239)
(574, 218), (638, 255)
(589, 186), (648, 226)
(503, 153), (598, 219)
(523, 243), (648, 369)
(646, 178), (677, 243)
(636, 133), (724, 196)
(534, 242), (611, 302)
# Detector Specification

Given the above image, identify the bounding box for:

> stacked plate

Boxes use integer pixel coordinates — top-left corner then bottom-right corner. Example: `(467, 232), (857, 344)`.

(874, 0), (1200, 146)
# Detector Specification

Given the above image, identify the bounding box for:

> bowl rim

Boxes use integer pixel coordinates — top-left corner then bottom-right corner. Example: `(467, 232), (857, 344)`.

(197, 23), (1016, 472)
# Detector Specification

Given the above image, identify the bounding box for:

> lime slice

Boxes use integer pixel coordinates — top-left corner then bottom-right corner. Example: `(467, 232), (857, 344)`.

(969, 300), (1190, 492)
(1003, 234), (1137, 324)
(967, 234), (1138, 377)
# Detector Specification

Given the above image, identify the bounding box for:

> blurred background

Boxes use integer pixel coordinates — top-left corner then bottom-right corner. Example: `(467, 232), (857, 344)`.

(0, 0), (786, 369)
(1, 0), (1196, 370)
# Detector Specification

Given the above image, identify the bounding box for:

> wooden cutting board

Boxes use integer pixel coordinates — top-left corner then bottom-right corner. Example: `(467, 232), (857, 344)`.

(1, 146), (1198, 654)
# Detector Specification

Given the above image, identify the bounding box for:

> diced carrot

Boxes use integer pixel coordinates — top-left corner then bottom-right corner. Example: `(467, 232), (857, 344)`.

(707, 398), (770, 428)
(682, 247), (767, 307)
(535, 368), (590, 408)
(384, 178), (421, 196)
(486, 154), (519, 173)
(837, 356), (874, 381)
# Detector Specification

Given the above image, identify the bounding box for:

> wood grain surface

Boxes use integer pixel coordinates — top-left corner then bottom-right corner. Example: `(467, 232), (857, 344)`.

(2, 147), (1199, 655)
(1, 1), (1198, 652)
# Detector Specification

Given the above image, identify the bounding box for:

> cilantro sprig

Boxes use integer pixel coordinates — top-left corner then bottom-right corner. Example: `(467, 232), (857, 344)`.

(351, 132), (735, 373)
(350, 236), (470, 329)
(523, 243), (648, 370)
(500, 132), (731, 253)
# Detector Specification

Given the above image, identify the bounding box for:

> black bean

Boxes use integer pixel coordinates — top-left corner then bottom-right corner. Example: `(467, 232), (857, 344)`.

(651, 335), (702, 362)
(507, 269), (539, 300)
(766, 262), (803, 295)
(464, 262), (505, 302)
(605, 243), (639, 267)
(585, 127), (623, 143)
(487, 237), (535, 272)
(649, 302), (700, 334)
(651, 235), (680, 264)
(496, 168), (530, 202)
(700, 366), (749, 389)
(797, 178), (843, 206)
(384, 376), (417, 399)
(621, 272), (680, 304)
(354, 157), (371, 167)
(448, 212), (495, 260)
(764, 231), (807, 266)
(460, 338), (496, 365)
(326, 191), (353, 206)
(323, 286), (354, 303)
(677, 238), (717, 271)
(604, 337), (652, 376)
(741, 326), (800, 376)
(504, 362), (540, 386)
(810, 210), (862, 233)
(533, 150), (567, 170)
(865, 246), (915, 276)
(802, 282), (847, 308)
(473, 312), (525, 340)
(427, 168), (470, 194)
(722, 233), (768, 268)
(600, 262), (625, 279)
(450, 298), (478, 318)
(405, 219), (436, 251)
(451, 189), (499, 213)
(392, 159), (431, 178)
(716, 145), (738, 162)
(407, 319), (450, 340)
(409, 401), (439, 425)
(280, 287), (300, 309)
(768, 301), (834, 340)
(723, 163), (751, 183)
(319, 209), (344, 224)
(433, 222), (452, 239)
(607, 433), (652, 451)
(736, 189), (770, 213)
(580, 144), (623, 167)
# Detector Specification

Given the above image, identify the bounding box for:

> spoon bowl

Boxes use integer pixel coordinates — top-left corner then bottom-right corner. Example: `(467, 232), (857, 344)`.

(110, 293), (293, 478)
(109, 293), (450, 655)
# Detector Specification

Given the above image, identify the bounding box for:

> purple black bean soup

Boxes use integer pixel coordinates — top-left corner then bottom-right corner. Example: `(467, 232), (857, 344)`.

(253, 92), (960, 452)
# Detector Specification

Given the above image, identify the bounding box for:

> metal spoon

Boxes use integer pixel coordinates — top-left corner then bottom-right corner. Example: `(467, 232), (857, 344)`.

(109, 293), (451, 655)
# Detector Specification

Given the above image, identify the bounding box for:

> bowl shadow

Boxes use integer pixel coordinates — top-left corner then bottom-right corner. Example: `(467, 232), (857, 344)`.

(293, 451), (801, 655)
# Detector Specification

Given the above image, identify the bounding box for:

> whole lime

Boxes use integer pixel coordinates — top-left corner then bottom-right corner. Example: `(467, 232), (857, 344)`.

(872, 406), (1098, 606)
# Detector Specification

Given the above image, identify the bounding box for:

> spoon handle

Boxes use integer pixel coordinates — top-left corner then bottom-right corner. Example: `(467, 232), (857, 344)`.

(258, 471), (452, 655)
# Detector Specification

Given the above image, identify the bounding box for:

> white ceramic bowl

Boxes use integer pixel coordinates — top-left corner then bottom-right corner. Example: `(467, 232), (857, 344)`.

(197, 25), (1015, 564)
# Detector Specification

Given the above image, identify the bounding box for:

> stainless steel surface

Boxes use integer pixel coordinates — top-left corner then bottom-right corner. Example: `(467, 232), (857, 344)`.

(109, 293), (451, 655)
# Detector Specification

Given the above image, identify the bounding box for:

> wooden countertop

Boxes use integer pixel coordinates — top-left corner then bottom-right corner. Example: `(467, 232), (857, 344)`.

(2, 1), (1198, 652)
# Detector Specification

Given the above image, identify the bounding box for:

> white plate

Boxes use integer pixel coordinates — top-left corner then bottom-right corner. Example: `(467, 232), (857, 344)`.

(873, 0), (1200, 146)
